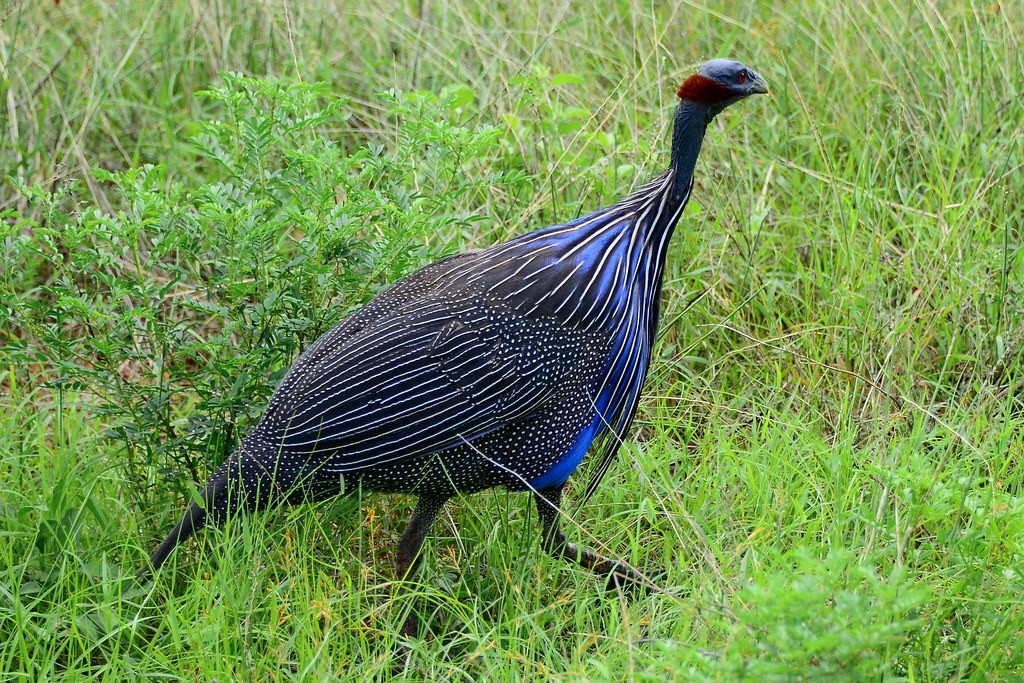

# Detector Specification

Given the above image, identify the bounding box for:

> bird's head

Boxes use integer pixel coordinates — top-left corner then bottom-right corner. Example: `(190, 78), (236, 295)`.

(676, 59), (769, 119)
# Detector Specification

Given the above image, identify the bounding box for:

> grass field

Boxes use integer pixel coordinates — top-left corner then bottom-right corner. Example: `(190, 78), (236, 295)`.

(1, 0), (1022, 680)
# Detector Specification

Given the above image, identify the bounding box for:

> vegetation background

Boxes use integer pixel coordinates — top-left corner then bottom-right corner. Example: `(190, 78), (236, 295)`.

(1, 0), (1021, 679)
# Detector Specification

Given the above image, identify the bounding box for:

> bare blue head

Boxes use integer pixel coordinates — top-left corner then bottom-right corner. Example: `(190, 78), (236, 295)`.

(669, 59), (768, 197)
(677, 59), (769, 119)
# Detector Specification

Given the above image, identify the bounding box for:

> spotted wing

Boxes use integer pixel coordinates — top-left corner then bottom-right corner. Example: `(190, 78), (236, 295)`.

(251, 295), (581, 473)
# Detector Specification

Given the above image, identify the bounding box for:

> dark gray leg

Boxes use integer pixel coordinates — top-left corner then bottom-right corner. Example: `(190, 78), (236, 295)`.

(534, 486), (652, 592)
(395, 495), (446, 637)
(396, 495), (445, 580)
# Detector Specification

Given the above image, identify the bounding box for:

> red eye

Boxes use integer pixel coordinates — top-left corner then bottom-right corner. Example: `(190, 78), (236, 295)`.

(738, 71), (746, 84)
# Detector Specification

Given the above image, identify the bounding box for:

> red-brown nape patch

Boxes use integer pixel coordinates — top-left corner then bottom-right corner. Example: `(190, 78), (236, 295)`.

(677, 74), (734, 104)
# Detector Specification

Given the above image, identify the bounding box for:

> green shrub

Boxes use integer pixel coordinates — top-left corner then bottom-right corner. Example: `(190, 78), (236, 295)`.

(1, 73), (521, 525)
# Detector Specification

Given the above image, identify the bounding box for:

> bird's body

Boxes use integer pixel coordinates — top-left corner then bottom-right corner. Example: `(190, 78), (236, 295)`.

(144, 60), (768, 614)
(243, 169), (682, 498)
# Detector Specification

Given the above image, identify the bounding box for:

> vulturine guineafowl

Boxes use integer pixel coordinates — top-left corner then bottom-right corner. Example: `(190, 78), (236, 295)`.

(143, 59), (768, 616)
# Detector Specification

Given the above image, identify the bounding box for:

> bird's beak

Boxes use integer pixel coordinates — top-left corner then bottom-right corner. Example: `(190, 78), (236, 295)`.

(750, 73), (770, 96)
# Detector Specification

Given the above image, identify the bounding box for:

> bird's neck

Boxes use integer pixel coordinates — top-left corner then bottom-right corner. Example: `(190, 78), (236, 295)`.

(669, 100), (710, 202)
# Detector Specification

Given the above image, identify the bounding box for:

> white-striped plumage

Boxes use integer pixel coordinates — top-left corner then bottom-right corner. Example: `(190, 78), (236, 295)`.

(224, 166), (688, 499)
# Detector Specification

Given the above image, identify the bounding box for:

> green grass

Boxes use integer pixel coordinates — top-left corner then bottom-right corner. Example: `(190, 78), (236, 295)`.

(1, 0), (1022, 680)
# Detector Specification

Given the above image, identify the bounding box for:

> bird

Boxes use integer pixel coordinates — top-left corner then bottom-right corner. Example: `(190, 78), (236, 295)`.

(142, 59), (768, 609)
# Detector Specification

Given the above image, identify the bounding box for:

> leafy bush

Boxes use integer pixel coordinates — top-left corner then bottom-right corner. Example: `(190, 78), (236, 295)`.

(720, 548), (927, 680)
(1, 73), (520, 524)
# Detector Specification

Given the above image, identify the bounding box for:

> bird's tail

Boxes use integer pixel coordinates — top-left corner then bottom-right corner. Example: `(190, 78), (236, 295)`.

(142, 496), (211, 578)
(139, 449), (266, 579)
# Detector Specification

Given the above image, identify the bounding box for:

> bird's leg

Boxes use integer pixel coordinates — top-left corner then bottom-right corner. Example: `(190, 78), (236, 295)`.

(395, 495), (445, 580)
(394, 494), (446, 638)
(534, 486), (651, 592)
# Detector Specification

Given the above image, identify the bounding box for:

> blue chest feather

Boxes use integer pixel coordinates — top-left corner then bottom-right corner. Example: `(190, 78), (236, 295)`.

(526, 288), (652, 490)
(520, 179), (683, 491)
(525, 369), (632, 490)
(505, 171), (684, 491)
